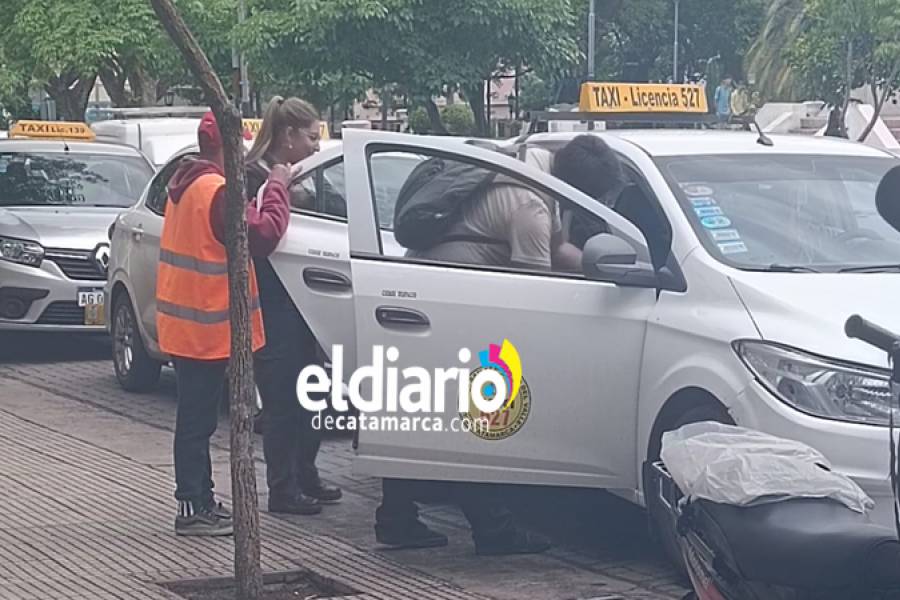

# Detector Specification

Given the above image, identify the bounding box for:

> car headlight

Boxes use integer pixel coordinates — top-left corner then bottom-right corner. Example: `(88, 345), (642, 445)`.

(734, 340), (893, 426)
(0, 236), (44, 267)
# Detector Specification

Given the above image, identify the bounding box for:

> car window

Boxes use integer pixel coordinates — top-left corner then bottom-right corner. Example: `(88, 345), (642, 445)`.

(657, 154), (900, 272)
(320, 162), (347, 217)
(611, 165), (673, 271)
(296, 156), (422, 227)
(146, 156), (189, 216)
(0, 151), (153, 208)
(368, 147), (608, 277)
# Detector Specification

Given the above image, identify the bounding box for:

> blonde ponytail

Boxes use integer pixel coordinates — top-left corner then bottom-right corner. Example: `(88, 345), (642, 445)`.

(246, 96), (319, 166)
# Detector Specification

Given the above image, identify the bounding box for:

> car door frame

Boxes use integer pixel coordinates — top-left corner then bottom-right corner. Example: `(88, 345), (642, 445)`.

(342, 129), (658, 489)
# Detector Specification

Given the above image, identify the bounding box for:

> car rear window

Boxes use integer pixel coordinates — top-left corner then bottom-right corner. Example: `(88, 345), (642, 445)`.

(0, 151), (153, 208)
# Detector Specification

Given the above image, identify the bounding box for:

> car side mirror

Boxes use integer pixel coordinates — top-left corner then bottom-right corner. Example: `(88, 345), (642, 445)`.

(582, 233), (657, 287)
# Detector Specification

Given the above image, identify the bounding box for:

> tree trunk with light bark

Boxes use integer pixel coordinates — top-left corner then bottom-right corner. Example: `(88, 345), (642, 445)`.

(146, 1), (262, 598)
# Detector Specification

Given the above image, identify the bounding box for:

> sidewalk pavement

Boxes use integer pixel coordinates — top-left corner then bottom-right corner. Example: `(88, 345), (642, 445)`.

(0, 355), (685, 600)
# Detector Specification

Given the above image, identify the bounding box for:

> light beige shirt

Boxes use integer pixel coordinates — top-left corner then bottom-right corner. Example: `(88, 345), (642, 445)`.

(411, 148), (561, 269)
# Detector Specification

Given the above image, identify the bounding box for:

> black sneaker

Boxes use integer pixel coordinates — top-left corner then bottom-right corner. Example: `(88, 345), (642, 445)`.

(175, 505), (233, 537)
(474, 530), (551, 556)
(209, 502), (232, 520)
(302, 483), (342, 504)
(375, 520), (449, 549)
(268, 495), (322, 515)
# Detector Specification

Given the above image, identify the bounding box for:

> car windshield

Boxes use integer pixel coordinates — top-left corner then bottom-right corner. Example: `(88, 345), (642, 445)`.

(0, 151), (153, 208)
(656, 154), (900, 272)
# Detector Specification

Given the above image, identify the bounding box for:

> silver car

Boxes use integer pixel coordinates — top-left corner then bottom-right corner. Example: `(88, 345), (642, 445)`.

(0, 138), (154, 332)
(106, 141), (420, 391)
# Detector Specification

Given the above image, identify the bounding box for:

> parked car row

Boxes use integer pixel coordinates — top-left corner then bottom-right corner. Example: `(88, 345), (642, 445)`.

(6, 98), (900, 566)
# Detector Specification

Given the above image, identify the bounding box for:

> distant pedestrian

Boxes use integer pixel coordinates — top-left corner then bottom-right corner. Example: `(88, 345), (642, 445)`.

(715, 77), (734, 125)
(825, 106), (848, 138)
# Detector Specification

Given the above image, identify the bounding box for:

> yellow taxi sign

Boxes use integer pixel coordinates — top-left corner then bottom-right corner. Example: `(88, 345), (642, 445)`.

(242, 118), (262, 139)
(579, 82), (708, 114)
(9, 120), (96, 141)
(241, 119), (330, 141)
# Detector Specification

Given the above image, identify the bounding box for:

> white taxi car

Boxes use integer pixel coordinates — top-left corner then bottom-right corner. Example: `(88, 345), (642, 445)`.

(105, 140), (417, 390)
(0, 121), (154, 332)
(333, 126), (900, 555)
(109, 114), (900, 556)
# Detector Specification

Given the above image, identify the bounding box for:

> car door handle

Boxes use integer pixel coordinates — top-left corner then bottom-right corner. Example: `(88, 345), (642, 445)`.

(131, 225), (144, 242)
(303, 268), (351, 292)
(375, 306), (430, 328)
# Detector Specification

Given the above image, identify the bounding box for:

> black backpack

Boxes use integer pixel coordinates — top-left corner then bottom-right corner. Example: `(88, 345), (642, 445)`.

(393, 141), (519, 250)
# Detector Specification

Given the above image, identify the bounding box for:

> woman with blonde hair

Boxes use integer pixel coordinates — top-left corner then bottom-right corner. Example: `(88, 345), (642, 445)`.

(246, 96), (341, 516)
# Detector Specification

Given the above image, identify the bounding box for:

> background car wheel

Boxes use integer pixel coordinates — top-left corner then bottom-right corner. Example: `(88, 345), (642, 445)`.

(112, 294), (162, 392)
(644, 396), (733, 578)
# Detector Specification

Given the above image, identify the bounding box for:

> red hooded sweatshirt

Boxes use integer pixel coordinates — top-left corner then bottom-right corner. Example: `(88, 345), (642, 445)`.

(166, 157), (290, 257)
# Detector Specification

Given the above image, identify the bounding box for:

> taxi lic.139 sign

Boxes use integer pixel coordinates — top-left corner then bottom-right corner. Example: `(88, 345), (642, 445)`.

(579, 82), (709, 114)
(10, 120), (96, 140)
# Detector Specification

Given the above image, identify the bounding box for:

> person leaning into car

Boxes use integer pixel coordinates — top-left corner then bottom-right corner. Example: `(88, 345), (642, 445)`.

(244, 96), (343, 516)
(156, 111), (291, 537)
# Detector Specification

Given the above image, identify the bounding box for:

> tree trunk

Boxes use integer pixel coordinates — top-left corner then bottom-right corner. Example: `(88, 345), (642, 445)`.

(46, 73), (97, 121)
(858, 63), (900, 143)
(465, 81), (488, 137)
(129, 62), (161, 107)
(424, 98), (448, 135)
(147, 1), (263, 599)
(99, 63), (131, 107)
(840, 39), (853, 138)
(381, 85), (389, 130)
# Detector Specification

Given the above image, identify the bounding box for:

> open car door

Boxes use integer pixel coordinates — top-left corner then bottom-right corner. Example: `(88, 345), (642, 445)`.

(342, 129), (658, 489)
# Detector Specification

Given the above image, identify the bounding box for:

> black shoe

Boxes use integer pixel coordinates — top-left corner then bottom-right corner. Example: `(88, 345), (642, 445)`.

(376, 520), (449, 549)
(208, 501), (232, 520)
(474, 530), (551, 556)
(268, 495), (322, 515)
(175, 505), (234, 537)
(302, 483), (342, 504)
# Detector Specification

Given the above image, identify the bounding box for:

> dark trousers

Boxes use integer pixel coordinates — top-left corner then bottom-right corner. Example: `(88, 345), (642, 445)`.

(255, 306), (322, 500)
(376, 478), (516, 545)
(173, 357), (227, 507)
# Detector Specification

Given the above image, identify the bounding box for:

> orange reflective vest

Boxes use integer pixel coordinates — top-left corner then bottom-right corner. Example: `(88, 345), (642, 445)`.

(156, 173), (265, 360)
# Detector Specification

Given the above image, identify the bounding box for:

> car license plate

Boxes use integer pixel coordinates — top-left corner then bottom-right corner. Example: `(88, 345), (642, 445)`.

(77, 288), (105, 326)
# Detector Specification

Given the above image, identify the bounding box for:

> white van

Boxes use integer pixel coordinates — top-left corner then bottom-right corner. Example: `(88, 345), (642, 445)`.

(91, 118), (200, 168)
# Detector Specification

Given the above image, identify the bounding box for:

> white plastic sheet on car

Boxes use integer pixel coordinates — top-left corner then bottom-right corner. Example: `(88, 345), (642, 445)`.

(660, 421), (874, 513)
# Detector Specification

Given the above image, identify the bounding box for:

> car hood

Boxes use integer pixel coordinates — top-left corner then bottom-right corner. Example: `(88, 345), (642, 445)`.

(0, 206), (122, 250)
(730, 272), (900, 370)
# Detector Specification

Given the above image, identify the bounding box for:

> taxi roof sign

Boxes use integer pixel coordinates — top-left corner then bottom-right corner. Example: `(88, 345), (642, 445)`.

(242, 118), (262, 139)
(579, 82), (708, 114)
(10, 120), (96, 141)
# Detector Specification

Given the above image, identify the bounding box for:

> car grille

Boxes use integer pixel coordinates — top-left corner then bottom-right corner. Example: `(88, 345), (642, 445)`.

(37, 302), (85, 325)
(45, 249), (106, 281)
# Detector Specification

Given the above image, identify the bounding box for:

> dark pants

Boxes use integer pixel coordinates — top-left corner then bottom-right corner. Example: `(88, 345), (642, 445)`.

(255, 306), (323, 501)
(376, 478), (516, 545)
(173, 357), (227, 507)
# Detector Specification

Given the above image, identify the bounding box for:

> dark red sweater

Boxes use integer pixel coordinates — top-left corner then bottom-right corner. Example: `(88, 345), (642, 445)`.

(167, 158), (290, 257)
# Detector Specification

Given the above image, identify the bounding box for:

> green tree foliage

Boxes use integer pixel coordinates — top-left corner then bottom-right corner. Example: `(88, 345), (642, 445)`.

(789, 0), (900, 139)
(407, 106), (431, 134)
(0, 0), (236, 120)
(440, 104), (476, 136)
(584, 0), (764, 85)
(240, 0), (580, 136)
(746, 0), (806, 101)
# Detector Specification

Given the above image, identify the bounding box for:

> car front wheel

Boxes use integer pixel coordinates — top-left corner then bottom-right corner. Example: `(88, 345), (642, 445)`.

(644, 399), (733, 577)
(112, 294), (162, 392)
